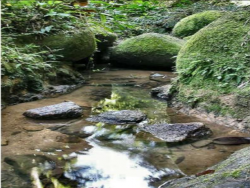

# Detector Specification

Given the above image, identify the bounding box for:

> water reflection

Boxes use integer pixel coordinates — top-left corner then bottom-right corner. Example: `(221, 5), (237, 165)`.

(64, 141), (183, 188)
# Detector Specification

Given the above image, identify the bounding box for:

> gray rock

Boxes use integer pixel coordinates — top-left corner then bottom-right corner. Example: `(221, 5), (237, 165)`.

(151, 85), (172, 100)
(159, 146), (250, 188)
(142, 122), (212, 143)
(86, 110), (147, 124)
(23, 102), (83, 119)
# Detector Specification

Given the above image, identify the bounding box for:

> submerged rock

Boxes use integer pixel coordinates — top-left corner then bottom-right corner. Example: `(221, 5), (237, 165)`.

(86, 110), (147, 124)
(110, 33), (185, 69)
(23, 102), (83, 119)
(142, 122), (212, 143)
(151, 85), (172, 100)
(4, 155), (54, 175)
(159, 146), (250, 188)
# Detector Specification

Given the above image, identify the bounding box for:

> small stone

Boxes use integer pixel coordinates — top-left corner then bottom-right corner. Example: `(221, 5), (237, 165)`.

(1, 138), (8, 146)
(151, 85), (172, 100)
(175, 156), (185, 164)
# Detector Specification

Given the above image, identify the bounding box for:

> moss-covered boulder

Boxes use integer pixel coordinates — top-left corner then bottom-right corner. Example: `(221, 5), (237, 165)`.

(43, 29), (96, 62)
(176, 12), (250, 91)
(172, 10), (223, 38)
(17, 29), (96, 62)
(160, 146), (250, 188)
(110, 33), (185, 69)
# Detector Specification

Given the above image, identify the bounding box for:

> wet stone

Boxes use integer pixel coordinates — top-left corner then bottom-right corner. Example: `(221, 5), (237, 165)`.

(141, 122), (212, 143)
(86, 110), (147, 124)
(151, 85), (172, 100)
(23, 102), (83, 119)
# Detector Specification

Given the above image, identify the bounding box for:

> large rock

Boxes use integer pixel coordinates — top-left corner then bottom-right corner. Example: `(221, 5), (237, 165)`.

(23, 102), (83, 119)
(110, 33), (185, 69)
(176, 12), (250, 87)
(172, 10), (223, 38)
(17, 29), (96, 62)
(86, 110), (147, 124)
(141, 122), (212, 143)
(159, 146), (250, 188)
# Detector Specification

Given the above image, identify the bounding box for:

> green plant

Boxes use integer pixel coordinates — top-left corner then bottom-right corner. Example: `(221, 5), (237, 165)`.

(1, 0), (88, 36)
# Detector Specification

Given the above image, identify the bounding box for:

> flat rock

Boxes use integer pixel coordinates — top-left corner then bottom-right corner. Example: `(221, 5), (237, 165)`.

(142, 122), (212, 143)
(86, 110), (147, 124)
(151, 85), (172, 100)
(23, 102), (83, 119)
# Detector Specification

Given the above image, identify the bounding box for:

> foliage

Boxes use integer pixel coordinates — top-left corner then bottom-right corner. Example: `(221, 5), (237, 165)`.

(1, 0), (88, 36)
(1, 35), (61, 92)
(1, 36), (58, 77)
(85, 0), (245, 37)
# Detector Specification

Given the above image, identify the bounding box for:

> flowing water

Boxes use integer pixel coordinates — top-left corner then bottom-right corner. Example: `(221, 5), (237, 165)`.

(2, 69), (250, 188)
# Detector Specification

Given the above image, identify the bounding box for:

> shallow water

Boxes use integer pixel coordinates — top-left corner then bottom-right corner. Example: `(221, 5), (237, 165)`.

(2, 69), (250, 188)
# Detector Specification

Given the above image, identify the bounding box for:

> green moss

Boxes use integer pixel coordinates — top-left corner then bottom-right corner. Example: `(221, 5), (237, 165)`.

(111, 33), (185, 69)
(172, 10), (223, 38)
(222, 170), (241, 178)
(176, 12), (250, 92)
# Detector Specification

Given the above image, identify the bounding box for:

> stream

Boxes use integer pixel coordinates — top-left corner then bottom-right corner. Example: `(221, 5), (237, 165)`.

(1, 69), (249, 188)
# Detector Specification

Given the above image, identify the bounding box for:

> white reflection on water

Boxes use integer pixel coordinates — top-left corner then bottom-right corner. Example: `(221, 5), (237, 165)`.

(64, 141), (175, 188)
